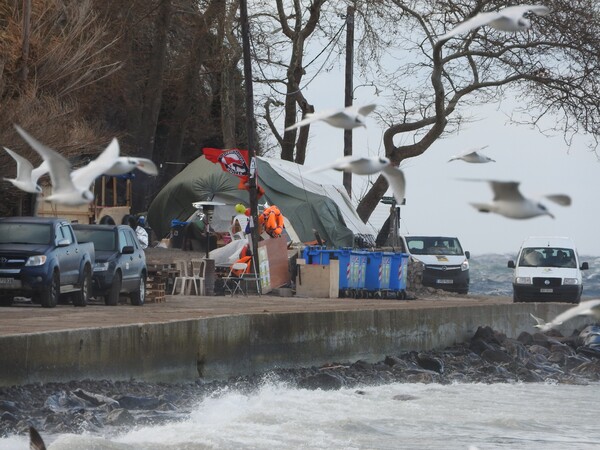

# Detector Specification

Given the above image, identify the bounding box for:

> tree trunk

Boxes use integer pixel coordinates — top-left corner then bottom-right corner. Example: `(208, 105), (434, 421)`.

(132, 0), (172, 213)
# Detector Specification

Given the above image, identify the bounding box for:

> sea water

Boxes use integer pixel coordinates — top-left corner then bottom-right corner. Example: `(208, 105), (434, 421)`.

(2, 381), (600, 449)
(3, 254), (600, 450)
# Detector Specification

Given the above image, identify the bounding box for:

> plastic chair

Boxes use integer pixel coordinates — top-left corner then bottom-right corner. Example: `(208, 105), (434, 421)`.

(190, 259), (206, 295)
(171, 260), (198, 295)
(224, 262), (248, 296)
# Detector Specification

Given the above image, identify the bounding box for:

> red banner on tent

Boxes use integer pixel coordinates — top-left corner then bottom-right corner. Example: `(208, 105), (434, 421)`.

(203, 148), (251, 179)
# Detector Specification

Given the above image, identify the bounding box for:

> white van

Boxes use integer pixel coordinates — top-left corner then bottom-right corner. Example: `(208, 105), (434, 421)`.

(398, 235), (470, 294)
(508, 236), (589, 303)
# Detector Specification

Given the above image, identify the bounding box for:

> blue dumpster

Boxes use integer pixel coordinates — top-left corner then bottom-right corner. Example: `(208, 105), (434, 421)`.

(338, 250), (368, 298)
(389, 252), (409, 298)
(365, 252), (394, 296)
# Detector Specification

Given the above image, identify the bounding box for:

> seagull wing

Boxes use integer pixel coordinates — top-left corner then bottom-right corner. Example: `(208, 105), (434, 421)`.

(71, 138), (120, 190)
(381, 165), (406, 205)
(4, 147), (34, 182)
(529, 312), (548, 328)
(357, 104), (377, 117)
(503, 5), (550, 19)
(544, 194), (571, 207)
(284, 109), (337, 131)
(304, 155), (364, 174)
(131, 157), (158, 175)
(438, 12), (500, 40)
(490, 181), (525, 202)
(14, 125), (77, 194)
(31, 160), (49, 184)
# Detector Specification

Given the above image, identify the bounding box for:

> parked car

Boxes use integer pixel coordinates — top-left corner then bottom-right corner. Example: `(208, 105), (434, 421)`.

(508, 236), (589, 303)
(0, 217), (95, 307)
(72, 224), (147, 306)
(398, 235), (470, 294)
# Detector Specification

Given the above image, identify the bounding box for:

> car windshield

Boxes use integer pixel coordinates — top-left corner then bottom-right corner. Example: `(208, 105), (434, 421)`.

(74, 229), (116, 252)
(518, 247), (577, 268)
(0, 223), (51, 245)
(405, 236), (464, 256)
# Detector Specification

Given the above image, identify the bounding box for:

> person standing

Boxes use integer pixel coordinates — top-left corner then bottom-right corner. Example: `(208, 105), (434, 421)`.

(135, 216), (149, 249)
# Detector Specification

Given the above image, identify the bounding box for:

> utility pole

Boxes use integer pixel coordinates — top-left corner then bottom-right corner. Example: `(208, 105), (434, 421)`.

(239, 0), (260, 289)
(343, 4), (355, 197)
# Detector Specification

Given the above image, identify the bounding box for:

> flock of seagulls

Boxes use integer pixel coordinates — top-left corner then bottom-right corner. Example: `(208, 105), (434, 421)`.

(291, 5), (566, 222)
(3, 125), (158, 206)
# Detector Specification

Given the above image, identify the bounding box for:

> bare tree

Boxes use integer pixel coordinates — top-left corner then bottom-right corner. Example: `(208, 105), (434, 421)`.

(356, 0), (600, 224)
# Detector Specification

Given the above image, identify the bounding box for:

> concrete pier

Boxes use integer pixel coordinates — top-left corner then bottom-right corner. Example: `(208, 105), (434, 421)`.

(0, 295), (589, 387)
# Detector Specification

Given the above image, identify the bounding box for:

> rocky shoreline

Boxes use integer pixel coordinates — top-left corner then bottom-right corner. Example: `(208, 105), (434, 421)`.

(2, 324), (600, 440)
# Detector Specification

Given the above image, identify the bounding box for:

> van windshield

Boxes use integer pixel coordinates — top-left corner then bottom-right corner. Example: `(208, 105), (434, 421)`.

(518, 247), (577, 268)
(405, 237), (464, 256)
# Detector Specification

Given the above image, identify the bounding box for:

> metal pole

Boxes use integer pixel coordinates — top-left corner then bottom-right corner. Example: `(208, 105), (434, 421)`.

(343, 5), (355, 197)
(240, 0), (261, 290)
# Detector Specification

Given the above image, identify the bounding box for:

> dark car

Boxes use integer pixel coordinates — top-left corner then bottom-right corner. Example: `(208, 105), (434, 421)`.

(72, 224), (147, 306)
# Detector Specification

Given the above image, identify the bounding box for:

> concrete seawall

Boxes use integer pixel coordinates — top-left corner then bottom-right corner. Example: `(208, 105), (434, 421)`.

(0, 300), (588, 387)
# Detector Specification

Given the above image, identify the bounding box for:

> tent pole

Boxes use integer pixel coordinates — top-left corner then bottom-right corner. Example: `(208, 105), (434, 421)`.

(240, 0), (261, 293)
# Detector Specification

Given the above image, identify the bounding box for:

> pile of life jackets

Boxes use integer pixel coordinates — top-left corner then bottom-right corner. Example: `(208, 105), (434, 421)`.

(259, 205), (284, 238)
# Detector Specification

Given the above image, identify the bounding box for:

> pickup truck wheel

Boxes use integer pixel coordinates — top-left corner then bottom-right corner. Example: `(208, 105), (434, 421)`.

(130, 273), (146, 306)
(105, 271), (122, 306)
(73, 265), (91, 307)
(0, 295), (13, 306)
(39, 270), (60, 308)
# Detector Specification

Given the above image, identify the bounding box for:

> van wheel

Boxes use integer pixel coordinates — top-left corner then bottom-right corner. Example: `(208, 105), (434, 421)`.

(513, 292), (525, 303)
(105, 271), (122, 306)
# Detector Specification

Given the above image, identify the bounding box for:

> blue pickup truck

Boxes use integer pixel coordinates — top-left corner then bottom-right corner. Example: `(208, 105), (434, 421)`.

(0, 217), (95, 308)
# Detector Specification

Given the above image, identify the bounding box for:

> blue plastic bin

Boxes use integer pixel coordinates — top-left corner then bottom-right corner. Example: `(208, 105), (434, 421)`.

(365, 252), (393, 292)
(389, 252), (409, 293)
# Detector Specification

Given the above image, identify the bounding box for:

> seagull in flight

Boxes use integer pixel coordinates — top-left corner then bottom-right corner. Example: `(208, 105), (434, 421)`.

(306, 155), (405, 205)
(466, 179), (570, 219)
(15, 125), (120, 206)
(3, 147), (48, 194)
(285, 104), (377, 131)
(103, 157), (158, 176)
(439, 5), (550, 41)
(536, 300), (600, 332)
(448, 146), (495, 163)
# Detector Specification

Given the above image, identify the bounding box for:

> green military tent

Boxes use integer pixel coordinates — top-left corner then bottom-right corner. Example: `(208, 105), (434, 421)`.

(147, 156), (375, 248)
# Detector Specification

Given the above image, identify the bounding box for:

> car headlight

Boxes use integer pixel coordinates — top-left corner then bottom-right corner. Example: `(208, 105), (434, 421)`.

(461, 259), (469, 271)
(563, 278), (580, 285)
(25, 255), (47, 266)
(94, 262), (109, 272)
(515, 277), (532, 284)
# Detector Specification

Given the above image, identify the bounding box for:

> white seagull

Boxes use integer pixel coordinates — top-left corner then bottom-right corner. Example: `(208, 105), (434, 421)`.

(448, 146), (495, 163)
(306, 155), (406, 205)
(537, 300), (600, 332)
(104, 157), (158, 176)
(285, 104), (377, 131)
(3, 147), (49, 194)
(466, 180), (570, 219)
(15, 125), (120, 206)
(439, 5), (550, 41)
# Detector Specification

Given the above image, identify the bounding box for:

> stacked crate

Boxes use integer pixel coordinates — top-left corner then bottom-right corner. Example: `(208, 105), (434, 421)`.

(146, 263), (178, 303)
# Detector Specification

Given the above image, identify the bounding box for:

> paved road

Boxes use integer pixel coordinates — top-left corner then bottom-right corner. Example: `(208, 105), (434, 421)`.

(0, 294), (512, 336)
